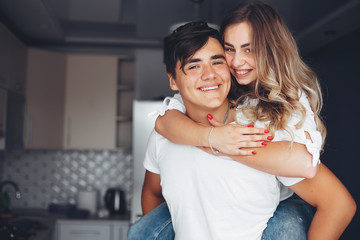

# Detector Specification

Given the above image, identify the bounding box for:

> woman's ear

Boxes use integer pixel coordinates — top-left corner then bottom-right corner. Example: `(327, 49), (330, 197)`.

(168, 73), (179, 91)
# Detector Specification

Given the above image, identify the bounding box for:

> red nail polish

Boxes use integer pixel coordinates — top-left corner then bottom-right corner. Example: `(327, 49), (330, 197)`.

(264, 130), (269, 133)
(252, 151), (257, 155)
(267, 136), (273, 140)
(248, 125), (254, 127)
(207, 114), (213, 120)
(261, 142), (267, 146)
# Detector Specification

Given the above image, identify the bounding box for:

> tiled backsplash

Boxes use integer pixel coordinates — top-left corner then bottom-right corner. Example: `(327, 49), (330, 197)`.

(0, 149), (133, 211)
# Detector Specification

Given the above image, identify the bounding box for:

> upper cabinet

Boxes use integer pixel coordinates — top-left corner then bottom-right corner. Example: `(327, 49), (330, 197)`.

(0, 23), (27, 95)
(64, 55), (117, 149)
(25, 48), (66, 149)
(116, 59), (134, 150)
(25, 49), (124, 149)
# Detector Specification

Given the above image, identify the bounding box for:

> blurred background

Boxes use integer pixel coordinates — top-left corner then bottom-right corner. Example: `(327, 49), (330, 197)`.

(0, 0), (359, 239)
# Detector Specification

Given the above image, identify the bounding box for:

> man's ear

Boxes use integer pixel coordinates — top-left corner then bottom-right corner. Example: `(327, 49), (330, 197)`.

(168, 73), (179, 91)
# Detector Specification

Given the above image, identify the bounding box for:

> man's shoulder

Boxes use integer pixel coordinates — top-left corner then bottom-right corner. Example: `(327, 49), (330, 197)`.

(147, 129), (171, 148)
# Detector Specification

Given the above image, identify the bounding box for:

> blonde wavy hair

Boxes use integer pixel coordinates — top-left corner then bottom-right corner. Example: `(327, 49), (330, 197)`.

(221, 1), (327, 149)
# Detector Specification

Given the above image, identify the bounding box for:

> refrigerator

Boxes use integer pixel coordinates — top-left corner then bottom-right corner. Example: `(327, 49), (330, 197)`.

(131, 99), (164, 223)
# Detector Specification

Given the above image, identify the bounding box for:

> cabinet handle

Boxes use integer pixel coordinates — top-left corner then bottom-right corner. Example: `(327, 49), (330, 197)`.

(69, 230), (101, 236)
(66, 117), (71, 146)
(27, 115), (32, 145)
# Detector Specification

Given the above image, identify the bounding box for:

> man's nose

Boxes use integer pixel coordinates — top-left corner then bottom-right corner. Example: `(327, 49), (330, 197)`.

(202, 65), (216, 80)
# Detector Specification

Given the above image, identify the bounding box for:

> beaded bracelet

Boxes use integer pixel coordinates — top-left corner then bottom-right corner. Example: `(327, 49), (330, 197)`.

(208, 127), (219, 154)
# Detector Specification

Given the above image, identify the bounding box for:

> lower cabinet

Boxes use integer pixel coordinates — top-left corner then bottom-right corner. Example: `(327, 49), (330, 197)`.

(55, 220), (129, 240)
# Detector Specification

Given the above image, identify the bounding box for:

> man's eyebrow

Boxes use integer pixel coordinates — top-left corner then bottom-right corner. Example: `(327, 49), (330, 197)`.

(183, 58), (201, 65)
(211, 54), (225, 60)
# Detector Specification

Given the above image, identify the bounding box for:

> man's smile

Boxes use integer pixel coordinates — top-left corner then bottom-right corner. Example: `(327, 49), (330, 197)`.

(199, 84), (220, 91)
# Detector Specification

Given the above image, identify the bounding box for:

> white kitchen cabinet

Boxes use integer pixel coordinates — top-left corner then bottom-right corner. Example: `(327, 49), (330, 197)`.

(25, 48), (66, 149)
(55, 220), (129, 240)
(64, 55), (117, 149)
(57, 223), (111, 240)
(25, 50), (119, 149)
(112, 222), (129, 240)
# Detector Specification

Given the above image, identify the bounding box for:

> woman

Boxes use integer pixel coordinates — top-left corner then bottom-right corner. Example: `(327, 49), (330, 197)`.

(128, 1), (356, 239)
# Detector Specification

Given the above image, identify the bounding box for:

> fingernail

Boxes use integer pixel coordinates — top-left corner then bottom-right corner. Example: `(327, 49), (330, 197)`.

(261, 142), (267, 146)
(267, 136), (273, 140)
(207, 114), (213, 120)
(252, 151), (257, 155)
(248, 125), (254, 127)
(264, 130), (269, 133)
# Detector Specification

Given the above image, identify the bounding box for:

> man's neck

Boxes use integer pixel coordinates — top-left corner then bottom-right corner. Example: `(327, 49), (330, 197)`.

(185, 100), (232, 126)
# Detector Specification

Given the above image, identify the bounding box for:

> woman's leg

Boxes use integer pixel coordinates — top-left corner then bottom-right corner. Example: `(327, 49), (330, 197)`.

(127, 202), (175, 240)
(262, 194), (316, 240)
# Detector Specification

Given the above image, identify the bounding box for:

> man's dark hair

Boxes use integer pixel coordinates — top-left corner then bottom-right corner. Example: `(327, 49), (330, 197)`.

(163, 21), (222, 78)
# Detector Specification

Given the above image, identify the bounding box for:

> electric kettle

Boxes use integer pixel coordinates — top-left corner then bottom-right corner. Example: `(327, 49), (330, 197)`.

(104, 188), (126, 215)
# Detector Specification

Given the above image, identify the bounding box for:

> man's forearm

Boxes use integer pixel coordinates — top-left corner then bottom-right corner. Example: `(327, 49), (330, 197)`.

(291, 164), (356, 239)
(307, 206), (356, 240)
(141, 171), (165, 215)
(141, 192), (165, 215)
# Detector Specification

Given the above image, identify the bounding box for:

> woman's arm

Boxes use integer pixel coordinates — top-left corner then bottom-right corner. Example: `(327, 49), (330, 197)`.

(155, 109), (269, 155)
(290, 164), (356, 240)
(220, 141), (318, 178)
(156, 110), (318, 178)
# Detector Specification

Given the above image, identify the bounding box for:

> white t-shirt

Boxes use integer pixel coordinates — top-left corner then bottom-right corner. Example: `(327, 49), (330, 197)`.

(144, 93), (322, 240)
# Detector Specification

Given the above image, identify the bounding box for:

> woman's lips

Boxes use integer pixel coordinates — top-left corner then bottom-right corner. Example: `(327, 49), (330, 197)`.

(234, 69), (252, 77)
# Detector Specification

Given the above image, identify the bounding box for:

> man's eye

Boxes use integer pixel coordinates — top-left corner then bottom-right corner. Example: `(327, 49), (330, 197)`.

(213, 61), (224, 65)
(188, 65), (199, 70)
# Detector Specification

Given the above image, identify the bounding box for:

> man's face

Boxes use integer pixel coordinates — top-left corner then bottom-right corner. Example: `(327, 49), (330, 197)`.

(169, 37), (231, 113)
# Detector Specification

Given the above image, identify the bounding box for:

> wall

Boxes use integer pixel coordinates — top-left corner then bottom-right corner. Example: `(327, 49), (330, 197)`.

(0, 22), (27, 95)
(307, 29), (360, 239)
(1, 149), (133, 212)
(134, 49), (174, 100)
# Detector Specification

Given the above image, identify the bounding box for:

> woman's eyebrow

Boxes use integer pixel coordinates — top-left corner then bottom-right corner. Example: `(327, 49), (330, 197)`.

(224, 42), (234, 48)
(224, 42), (251, 48)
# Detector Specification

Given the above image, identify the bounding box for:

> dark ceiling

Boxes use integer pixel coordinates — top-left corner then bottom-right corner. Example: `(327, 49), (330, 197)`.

(0, 0), (359, 55)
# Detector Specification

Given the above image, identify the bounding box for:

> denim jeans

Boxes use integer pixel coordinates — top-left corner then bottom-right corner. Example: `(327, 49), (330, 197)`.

(127, 194), (315, 240)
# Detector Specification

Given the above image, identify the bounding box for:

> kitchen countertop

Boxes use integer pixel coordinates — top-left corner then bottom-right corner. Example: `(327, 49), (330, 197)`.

(9, 208), (130, 240)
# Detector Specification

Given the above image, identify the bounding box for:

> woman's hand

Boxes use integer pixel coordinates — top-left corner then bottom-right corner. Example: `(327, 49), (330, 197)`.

(207, 117), (272, 156)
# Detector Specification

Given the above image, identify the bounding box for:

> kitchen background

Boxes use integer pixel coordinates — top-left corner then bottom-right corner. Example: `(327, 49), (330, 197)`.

(0, 0), (359, 239)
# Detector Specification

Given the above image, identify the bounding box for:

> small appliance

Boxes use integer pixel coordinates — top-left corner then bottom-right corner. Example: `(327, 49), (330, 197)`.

(104, 188), (126, 215)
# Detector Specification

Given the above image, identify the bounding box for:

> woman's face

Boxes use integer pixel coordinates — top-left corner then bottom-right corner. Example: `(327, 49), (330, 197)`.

(223, 22), (257, 89)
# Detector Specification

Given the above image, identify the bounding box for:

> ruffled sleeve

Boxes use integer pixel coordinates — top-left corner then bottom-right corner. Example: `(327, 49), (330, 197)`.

(236, 93), (322, 167)
(270, 93), (322, 167)
(148, 93), (186, 119)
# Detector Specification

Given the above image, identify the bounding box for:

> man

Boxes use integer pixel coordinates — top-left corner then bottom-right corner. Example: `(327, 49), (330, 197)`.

(132, 22), (355, 240)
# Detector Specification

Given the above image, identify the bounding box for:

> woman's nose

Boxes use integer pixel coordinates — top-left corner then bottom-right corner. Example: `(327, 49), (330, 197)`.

(232, 52), (246, 67)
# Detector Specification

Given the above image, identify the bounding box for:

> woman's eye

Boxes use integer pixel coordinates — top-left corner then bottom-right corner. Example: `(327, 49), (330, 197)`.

(225, 48), (235, 53)
(245, 48), (251, 53)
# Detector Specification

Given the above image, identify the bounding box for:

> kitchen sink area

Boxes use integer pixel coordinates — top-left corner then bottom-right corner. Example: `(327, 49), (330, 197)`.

(1, 207), (130, 240)
(0, 208), (54, 240)
(0, 149), (132, 240)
